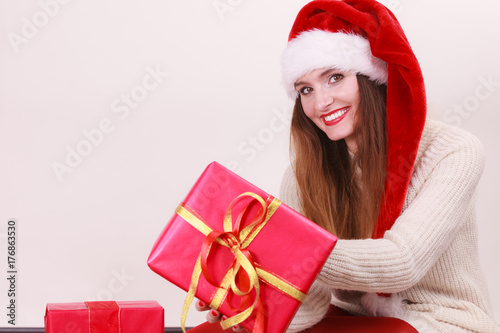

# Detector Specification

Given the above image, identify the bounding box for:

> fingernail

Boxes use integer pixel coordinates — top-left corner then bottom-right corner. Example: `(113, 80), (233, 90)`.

(198, 300), (205, 307)
(222, 315), (228, 320)
(211, 310), (218, 317)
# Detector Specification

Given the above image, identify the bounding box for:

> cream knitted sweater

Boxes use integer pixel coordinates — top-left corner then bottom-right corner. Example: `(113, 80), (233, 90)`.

(280, 120), (500, 333)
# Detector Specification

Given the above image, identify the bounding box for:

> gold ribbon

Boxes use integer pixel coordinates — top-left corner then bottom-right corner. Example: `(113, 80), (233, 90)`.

(178, 192), (306, 332)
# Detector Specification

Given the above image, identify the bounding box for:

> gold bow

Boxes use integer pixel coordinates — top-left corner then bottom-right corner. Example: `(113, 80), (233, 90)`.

(177, 192), (306, 332)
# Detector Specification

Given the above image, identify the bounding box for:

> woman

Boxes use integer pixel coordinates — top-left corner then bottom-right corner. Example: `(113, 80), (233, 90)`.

(193, 0), (499, 332)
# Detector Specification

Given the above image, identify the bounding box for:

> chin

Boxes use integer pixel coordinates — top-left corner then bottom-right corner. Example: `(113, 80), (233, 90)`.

(325, 131), (351, 142)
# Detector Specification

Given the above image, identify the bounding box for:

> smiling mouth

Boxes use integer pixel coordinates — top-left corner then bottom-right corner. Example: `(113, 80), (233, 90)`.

(321, 107), (350, 125)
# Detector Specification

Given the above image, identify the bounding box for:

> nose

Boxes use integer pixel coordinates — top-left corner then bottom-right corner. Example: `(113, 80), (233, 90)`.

(314, 87), (334, 111)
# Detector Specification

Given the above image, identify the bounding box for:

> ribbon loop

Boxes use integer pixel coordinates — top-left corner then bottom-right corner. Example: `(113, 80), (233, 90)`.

(197, 193), (267, 331)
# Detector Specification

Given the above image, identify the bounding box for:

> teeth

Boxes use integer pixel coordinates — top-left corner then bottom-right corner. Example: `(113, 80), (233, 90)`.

(324, 107), (349, 121)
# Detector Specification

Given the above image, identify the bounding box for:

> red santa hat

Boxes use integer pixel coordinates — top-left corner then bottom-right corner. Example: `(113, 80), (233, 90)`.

(281, 0), (427, 239)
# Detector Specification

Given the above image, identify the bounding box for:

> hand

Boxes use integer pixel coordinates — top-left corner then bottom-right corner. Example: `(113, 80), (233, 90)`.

(195, 300), (246, 332)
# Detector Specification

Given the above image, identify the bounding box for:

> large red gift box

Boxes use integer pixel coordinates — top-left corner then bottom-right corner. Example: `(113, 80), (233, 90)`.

(148, 162), (337, 333)
(44, 300), (164, 333)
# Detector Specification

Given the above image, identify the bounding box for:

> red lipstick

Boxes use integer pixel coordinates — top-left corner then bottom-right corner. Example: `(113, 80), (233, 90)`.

(321, 106), (351, 126)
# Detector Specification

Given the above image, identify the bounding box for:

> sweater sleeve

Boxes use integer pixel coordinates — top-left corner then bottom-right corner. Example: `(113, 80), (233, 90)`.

(318, 128), (486, 293)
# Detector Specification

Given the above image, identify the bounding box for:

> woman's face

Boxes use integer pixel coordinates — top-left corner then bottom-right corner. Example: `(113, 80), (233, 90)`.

(295, 68), (360, 152)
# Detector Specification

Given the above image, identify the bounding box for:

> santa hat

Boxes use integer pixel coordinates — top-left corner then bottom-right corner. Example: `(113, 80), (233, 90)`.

(281, 0), (427, 239)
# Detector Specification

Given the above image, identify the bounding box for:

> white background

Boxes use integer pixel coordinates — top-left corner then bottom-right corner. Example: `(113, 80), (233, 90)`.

(0, 0), (499, 328)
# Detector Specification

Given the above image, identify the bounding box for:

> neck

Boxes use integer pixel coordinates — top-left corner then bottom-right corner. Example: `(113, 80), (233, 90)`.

(345, 137), (357, 155)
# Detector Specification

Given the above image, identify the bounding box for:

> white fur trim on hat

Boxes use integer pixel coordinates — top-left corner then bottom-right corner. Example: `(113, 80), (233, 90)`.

(281, 29), (388, 99)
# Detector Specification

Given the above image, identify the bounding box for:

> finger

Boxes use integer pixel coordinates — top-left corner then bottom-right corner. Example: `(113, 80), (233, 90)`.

(221, 316), (245, 333)
(232, 325), (245, 332)
(206, 309), (222, 324)
(195, 300), (210, 312)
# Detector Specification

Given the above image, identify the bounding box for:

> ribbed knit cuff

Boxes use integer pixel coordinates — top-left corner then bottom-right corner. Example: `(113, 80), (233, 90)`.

(287, 280), (332, 333)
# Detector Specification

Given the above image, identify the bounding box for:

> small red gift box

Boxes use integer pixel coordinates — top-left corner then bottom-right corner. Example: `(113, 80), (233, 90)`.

(44, 300), (164, 333)
(147, 162), (337, 333)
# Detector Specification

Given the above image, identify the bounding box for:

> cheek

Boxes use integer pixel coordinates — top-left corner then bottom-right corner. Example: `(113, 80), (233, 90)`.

(351, 83), (361, 106)
(300, 100), (315, 120)
(353, 91), (361, 107)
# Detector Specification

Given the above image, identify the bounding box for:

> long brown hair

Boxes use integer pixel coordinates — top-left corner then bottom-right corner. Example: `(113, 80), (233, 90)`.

(290, 75), (387, 239)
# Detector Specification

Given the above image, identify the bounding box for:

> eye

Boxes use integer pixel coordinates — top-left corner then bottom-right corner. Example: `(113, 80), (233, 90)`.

(329, 74), (344, 84)
(299, 87), (313, 95)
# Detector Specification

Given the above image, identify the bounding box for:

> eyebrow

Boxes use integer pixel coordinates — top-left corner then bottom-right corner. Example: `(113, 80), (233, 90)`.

(294, 68), (336, 88)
